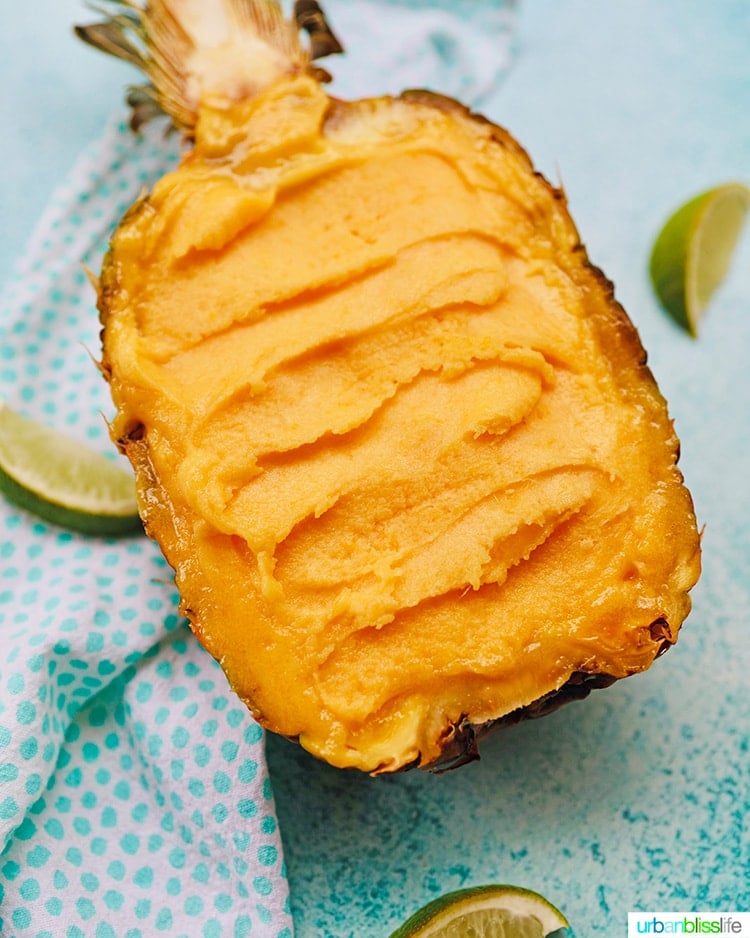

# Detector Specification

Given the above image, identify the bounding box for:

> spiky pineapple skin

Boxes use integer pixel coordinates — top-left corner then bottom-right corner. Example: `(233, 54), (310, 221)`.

(97, 83), (701, 775)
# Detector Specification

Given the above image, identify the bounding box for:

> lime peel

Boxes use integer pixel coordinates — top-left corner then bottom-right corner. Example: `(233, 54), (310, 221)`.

(649, 182), (750, 336)
(388, 884), (571, 938)
(0, 400), (142, 536)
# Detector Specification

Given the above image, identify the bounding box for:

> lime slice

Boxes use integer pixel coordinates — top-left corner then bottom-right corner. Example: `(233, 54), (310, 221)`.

(649, 181), (750, 335)
(388, 884), (571, 938)
(0, 400), (141, 536)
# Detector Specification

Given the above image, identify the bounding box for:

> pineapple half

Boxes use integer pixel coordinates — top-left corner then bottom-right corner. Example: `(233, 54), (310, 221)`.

(79, 0), (701, 774)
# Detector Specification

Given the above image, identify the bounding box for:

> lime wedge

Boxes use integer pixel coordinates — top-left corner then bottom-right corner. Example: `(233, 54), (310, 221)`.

(0, 400), (141, 536)
(388, 884), (571, 938)
(649, 181), (750, 336)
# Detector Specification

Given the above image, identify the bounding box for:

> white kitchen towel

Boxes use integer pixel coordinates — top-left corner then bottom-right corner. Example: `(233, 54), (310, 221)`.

(323, 0), (517, 103)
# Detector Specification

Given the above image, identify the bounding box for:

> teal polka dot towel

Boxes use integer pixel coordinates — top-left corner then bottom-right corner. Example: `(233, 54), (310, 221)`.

(0, 119), (293, 938)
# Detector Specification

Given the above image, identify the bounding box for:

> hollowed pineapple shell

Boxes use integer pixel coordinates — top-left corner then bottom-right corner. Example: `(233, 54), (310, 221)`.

(96, 75), (700, 773)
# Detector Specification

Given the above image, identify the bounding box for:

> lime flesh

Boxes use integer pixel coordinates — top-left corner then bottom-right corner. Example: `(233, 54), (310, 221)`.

(0, 400), (141, 536)
(649, 182), (750, 335)
(388, 885), (571, 938)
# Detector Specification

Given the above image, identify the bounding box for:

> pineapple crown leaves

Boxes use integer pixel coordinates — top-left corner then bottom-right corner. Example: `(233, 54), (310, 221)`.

(75, 0), (343, 134)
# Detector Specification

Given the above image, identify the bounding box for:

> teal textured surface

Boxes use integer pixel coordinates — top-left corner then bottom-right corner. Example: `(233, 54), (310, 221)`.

(2, 2), (750, 937)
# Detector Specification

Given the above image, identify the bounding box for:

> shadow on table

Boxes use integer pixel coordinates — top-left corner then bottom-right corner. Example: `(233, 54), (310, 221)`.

(265, 678), (655, 935)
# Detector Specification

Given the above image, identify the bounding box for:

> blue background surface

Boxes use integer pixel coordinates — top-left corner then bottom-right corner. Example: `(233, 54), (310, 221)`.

(3, 1), (749, 935)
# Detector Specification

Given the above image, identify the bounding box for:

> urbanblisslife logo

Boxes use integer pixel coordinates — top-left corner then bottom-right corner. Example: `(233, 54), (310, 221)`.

(628, 913), (750, 936)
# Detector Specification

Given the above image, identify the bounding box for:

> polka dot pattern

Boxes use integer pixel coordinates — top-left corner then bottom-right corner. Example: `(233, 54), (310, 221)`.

(0, 118), (293, 937)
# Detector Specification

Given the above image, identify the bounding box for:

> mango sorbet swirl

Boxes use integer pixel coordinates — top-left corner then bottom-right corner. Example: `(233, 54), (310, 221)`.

(102, 77), (700, 772)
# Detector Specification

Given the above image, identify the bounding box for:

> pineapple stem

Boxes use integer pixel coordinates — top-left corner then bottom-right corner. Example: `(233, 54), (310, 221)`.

(294, 0), (343, 60)
(75, 0), (342, 134)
